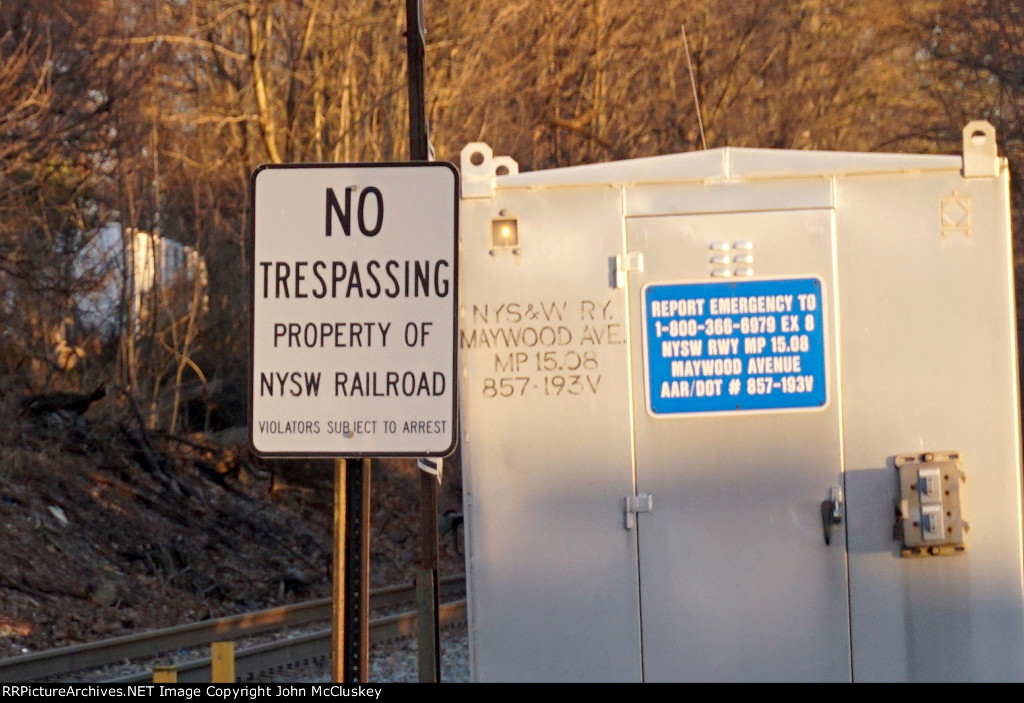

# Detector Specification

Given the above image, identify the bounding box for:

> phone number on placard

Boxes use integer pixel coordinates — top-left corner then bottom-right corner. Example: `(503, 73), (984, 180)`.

(655, 315), (818, 338)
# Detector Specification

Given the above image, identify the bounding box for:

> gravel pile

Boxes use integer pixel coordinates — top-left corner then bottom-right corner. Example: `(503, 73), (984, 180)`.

(369, 623), (470, 683)
(301, 623), (471, 683)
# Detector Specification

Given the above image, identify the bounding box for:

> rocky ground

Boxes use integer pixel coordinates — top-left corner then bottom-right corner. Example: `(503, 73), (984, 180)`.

(0, 385), (465, 659)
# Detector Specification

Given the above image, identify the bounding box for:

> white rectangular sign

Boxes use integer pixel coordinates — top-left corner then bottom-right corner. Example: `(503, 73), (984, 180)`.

(249, 162), (458, 457)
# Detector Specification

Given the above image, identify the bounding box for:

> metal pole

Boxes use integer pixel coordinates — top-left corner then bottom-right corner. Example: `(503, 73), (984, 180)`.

(406, 0), (441, 683)
(416, 473), (441, 682)
(406, 0), (428, 161)
(346, 457), (371, 680)
(331, 458), (347, 683)
(361, 459), (371, 678)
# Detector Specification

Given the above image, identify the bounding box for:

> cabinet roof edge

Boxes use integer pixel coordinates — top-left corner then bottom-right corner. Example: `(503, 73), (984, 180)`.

(495, 147), (963, 188)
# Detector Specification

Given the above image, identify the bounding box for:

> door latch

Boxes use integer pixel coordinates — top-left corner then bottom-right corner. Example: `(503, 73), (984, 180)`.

(614, 252), (644, 289)
(821, 485), (843, 545)
(625, 494), (653, 530)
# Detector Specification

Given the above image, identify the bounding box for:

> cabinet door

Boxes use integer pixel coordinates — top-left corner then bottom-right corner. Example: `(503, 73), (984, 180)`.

(460, 188), (644, 682)
(626, 210), (851, 682)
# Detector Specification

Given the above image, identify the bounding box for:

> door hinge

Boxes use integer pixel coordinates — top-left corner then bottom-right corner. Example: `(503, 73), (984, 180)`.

(625, 493), (653, 530)
(614, 252), (644, 289)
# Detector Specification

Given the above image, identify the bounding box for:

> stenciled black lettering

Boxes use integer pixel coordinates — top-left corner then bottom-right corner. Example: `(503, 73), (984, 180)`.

(413, 260), (430, 297)
(434, 260), (451, 297)
(346, 262), (364, 297)
(325, 186), (353, 237)
(260, 262), (272, 298)
(365, 260), (382, 298)
(332, 261), (347, 297)
(257, 258), (452, 299)
(385, 260), (401, 298)
(294, 261), (308, 298)
(357, 187), (384, 236)
(312, 261), (327, 298)
(274, 262), (290, 298)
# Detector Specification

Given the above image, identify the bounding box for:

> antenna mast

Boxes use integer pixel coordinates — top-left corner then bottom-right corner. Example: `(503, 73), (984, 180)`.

(681, 24), (707, 150)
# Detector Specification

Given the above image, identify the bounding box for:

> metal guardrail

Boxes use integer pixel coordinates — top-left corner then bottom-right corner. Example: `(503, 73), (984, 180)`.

(0, 574), (464, 682)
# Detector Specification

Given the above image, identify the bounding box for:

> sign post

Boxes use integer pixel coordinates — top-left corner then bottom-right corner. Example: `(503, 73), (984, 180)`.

(405, 0), (444, 683)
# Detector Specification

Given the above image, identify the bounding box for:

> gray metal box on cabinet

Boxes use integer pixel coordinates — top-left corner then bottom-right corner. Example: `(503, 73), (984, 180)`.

(457, 122), (1024, 682)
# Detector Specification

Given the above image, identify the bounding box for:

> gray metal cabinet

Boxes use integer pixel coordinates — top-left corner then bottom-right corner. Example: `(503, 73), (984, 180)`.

(457, 125), (1024, 682)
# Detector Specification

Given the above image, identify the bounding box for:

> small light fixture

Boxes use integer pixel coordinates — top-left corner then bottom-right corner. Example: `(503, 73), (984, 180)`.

(490, 218), (519, 248)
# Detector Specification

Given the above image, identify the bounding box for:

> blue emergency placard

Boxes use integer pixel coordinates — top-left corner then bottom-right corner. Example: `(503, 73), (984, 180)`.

(643, 278), (828, 415)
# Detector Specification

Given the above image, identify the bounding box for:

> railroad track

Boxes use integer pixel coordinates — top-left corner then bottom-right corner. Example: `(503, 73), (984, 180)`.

(0, 574), (466, 683)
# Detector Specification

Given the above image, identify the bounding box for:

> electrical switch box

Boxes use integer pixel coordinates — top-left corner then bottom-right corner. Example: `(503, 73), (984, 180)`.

(895, 451), (967, 556)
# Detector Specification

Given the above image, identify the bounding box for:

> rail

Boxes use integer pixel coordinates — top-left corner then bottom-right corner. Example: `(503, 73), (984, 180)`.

(106, 601), (467, 683)
(0, 574), (465, 682)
